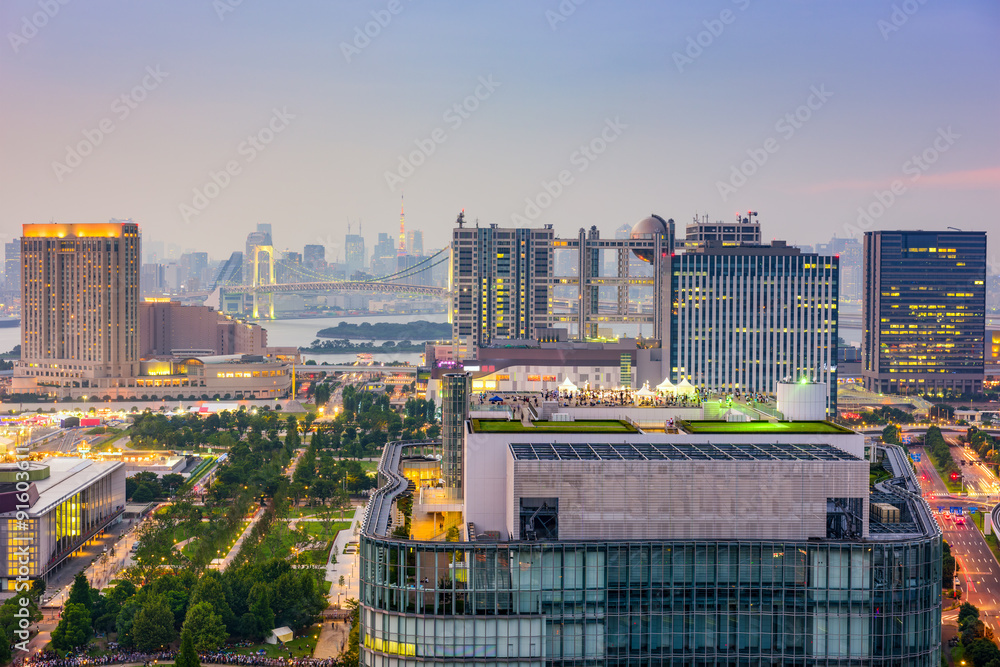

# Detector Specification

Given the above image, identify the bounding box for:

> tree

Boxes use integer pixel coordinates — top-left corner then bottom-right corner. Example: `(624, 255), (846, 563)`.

(966, 637), (1000, 666)
(175, 627), (201, 667)
(67, 571), (94, 611)
(943, 540), (956, 588)
(881, 424), (901, 445)
(51, 602), (92, 650)
(183, 602), (228, 652)
(131, 595), (177, 651)
(248, 583), (275, 640)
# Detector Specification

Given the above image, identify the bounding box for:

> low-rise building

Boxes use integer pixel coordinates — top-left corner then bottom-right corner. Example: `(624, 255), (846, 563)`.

(0, 458), (125, 590)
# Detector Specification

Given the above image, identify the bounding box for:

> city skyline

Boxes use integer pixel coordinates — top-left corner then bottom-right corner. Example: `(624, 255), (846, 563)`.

(1, 1), (998, 260)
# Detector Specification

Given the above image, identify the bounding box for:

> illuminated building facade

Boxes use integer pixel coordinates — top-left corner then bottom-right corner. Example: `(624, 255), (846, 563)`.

(0, 459), (125, 589)
(862, 231), (987, 395)
(671, 242), (839, 410)
(15, 221), (141, 394)
(683, 211), (761, 249)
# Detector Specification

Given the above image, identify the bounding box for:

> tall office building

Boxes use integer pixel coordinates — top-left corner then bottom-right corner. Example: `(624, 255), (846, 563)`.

(371, 233), (397, 277)
(672, 241), (839, 409)
(406, 230), (424, 256)
(4, 239), (20, 293)
(440, 373), (469, 495)
(345, 234), (367, 277)
(15, 221), (141, 392)
(862, 230), (987, 395)
(451, 215), (554, 347)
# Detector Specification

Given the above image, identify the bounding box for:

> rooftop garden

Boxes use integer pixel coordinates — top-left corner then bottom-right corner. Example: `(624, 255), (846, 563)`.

(678, 420), (854, 435)
(471, 419), (638, 434)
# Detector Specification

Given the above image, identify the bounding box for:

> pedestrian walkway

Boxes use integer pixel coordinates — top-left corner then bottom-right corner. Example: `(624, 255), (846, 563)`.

(325, 505), (364, 607)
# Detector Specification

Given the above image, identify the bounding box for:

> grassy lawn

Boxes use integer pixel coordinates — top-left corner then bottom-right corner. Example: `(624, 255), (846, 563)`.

(256, 519), (350, 563)
(472, 419), (637, 433)
(222, 625), (322, 659)
(678, 420), (852, 435)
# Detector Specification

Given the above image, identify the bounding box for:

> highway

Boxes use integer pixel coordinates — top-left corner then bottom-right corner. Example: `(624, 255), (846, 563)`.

(911, 445), (1000, 636)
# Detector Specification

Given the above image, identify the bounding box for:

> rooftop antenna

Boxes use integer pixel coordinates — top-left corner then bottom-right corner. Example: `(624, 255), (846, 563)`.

(947, 226), (962, 232)
(456, 209), (466, 228)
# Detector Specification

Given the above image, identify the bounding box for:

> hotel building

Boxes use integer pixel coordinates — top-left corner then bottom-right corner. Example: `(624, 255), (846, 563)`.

(862, 230), (987, 395)
(16, 221), (141, 393)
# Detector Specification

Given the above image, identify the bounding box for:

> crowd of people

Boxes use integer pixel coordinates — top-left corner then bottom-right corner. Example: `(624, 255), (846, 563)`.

(477, 386), (776, 411)
(16, 648), (343, 667)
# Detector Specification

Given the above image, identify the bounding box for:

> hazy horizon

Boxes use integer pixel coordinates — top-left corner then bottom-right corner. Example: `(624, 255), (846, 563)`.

(2, 1), (998, 263)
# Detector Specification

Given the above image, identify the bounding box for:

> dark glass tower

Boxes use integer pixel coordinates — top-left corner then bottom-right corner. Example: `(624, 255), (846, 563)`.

(862, 230), (987, 395)
(441, 372), (469, 495)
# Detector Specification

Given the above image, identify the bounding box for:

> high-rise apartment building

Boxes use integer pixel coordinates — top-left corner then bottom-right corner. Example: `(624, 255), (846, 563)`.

(862, 230), (987, 395)
(303, 244), (326, 272)
(4, 239), (21, 293)
(672, 241), (839, 408)
(15, 221), (141, 392)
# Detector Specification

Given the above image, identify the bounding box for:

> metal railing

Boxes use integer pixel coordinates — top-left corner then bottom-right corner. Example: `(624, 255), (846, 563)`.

(363, 439), (440, 538)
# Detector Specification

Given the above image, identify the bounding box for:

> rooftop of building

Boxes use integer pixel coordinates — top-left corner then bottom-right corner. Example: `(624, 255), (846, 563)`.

(470, 418), (638, 434)
(1, 457), (122, 516)
(509, 441), (860, 463)
(677, 419), (854, 435)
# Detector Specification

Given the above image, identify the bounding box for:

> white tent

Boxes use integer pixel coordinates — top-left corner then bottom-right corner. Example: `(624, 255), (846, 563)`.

(635, 384), (655, 399)
(267, 627), (294, 644)
(559, 378), (578, 393)
(655, 378), (675, 394)
(675, 378), (697, 396)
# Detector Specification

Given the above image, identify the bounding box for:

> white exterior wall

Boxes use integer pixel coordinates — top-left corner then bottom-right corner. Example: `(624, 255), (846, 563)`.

(509, 456), (869, 542)
(465, 427), (864, 538)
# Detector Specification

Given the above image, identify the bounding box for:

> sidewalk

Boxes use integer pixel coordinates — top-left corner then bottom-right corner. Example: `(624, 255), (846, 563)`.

(325, 505), (364, 608)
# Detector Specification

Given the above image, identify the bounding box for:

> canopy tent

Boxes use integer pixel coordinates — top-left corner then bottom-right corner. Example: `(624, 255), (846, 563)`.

(655, 378), (676, 394)
(558, 378), (579, 393)
(635, 384), (656, 399)
(675, 378), (697, 396)
(489, 395), (504, 402)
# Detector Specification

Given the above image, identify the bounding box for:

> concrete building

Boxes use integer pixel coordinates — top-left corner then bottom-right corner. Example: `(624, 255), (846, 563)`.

(346, 234), (367, 277)
(139, 300), (267, 358)
(15, 221), (141, 395)
(862, 230), (987, 395)
(360, 413), (940, 665)
(0, 458), (125, 589)
(4, 239), (20, 293)
(683, 211), (761, 249)
(406, 230), (424, 256)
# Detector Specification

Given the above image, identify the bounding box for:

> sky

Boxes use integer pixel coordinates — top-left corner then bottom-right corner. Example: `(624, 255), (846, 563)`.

(1, 0), (998, 264)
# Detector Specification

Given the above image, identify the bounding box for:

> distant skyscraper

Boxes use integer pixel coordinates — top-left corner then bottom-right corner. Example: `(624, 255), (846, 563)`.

(371, 232), (396, 277)
(4, 239), (21, 293)
(303, 244), (326, 271)
(345, 234), (366, 277)
(398, 196), (406, 257)
(862, 230), (987, 395)
(672, 241), (839, 409)
(406, 230), (423, 256)
(15, 221), (140, 392)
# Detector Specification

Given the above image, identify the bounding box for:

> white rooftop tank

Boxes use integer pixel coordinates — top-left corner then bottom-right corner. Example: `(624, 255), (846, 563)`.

(777, 379), (828, 421)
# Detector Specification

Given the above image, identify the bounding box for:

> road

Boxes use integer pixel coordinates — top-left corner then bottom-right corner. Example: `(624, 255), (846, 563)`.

(912, 445), (1000, 638)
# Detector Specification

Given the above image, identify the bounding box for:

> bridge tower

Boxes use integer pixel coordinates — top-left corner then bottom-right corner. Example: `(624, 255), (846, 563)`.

(251, 245), (276, 319)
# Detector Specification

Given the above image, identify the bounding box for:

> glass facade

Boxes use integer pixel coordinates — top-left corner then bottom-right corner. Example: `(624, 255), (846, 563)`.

(862, 230), (987, 395)
(441, 374), (469, 494)
(360, 535), (941, 666)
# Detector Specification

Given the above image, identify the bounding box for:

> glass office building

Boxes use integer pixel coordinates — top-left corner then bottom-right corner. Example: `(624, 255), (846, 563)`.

(361, 438), (941, 666)
(862, 230), (987, 395)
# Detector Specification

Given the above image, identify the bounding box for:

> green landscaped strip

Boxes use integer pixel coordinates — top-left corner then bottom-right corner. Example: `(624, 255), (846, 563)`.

(678, 420), (853, 435)
(471, 419), (637, 434)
